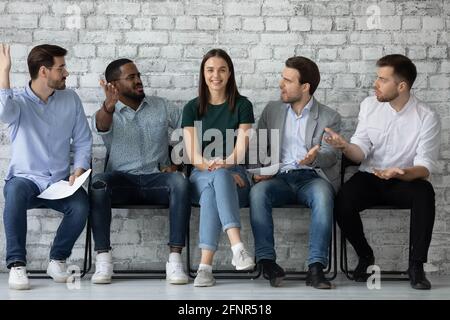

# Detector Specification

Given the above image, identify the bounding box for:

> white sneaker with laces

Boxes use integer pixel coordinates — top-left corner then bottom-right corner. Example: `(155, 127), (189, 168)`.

(91, 251), (113, 284)
(194, 269), (215, 287)
(166, 261), (189, 284)
(9, 266), (30, 290)
(47, 260), (69, 283)
(231, 248), (256, 271)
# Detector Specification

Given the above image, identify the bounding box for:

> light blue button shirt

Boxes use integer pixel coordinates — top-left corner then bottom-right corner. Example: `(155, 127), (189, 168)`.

(280, 98), (313, 172)
(0, 84), (92, 192)
(92, 96), (181, 174)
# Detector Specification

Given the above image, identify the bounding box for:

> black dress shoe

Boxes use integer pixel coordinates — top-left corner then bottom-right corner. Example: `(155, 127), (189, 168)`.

(353, 255), (375, 282)
(306, 262), (332, 289)
(408, 263), (431, 290)
(260, 259), (285, 287)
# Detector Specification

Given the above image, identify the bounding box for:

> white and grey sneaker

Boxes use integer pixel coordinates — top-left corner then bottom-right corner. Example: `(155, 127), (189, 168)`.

(231, 248), (256, 271)
(91, 251), (113, 284)
(47, 260), (69, 283)
(194, 269), (216, 287)
(9, 266), (30, 290)
(166, 261), (189, 284)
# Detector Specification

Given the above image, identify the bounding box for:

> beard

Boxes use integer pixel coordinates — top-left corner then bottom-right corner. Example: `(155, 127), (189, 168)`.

(375, 89), (399, 102)
(123, 86), (145, 102)
(280, 92), (302, 104)
(47, 78), (66, 90)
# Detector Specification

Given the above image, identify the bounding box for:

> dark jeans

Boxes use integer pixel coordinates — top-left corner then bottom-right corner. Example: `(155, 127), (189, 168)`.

(89, 171), (191, 251)
(335, 171), (435, 263)
(3, 177), (89, 267)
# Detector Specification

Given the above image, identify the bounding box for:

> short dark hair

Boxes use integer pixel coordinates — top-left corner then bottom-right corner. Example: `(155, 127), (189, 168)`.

(376, 54), (417, 89)
(27, 44), (67, 80)
(105, 58), (133, 82)
(198, 48), (240, 117)
(285, 56), (320, 95)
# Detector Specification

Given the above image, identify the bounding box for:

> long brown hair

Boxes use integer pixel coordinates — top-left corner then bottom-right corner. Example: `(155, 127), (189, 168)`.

(198, 48), (240, 117)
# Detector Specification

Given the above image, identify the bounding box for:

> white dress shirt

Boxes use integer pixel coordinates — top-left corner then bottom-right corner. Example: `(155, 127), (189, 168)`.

(350, 94), (440, 174)
(280, 98), (313, 172)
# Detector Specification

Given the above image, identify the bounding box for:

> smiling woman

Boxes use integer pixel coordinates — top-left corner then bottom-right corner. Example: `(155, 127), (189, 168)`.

(181, 48), (256, 287)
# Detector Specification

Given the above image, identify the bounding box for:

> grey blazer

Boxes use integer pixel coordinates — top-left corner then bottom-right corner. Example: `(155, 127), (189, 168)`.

(252, 98), (341, 192)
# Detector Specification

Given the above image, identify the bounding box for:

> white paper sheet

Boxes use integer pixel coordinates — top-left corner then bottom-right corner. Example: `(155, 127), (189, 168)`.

(37, 169), (92, 200)
(246, 163), (280, 176)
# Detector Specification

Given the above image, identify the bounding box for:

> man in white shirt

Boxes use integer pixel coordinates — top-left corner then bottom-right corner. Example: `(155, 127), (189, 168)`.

(325, 54), (440, 290)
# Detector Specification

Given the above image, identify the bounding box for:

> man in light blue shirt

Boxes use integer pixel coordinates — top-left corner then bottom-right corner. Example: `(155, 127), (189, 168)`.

(0, 44), (92, 290)
(89, 59), (191, 285)
(249, 56), (341, 289)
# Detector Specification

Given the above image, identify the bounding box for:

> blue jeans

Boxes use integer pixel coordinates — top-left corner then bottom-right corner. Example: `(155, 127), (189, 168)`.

(190, 165), (250, 251)
(249, 169), (334, 267)
(3, 176), (89, 267)
(89, 171), (191, 251)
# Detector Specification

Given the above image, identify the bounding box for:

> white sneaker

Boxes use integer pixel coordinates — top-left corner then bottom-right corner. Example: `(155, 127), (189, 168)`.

(46, 260), (69, 283)
(231, 248), (256, 271)
(166, 261), (189, 284)
(91, 251), (113, 284)
(9, 266), (30, 290)
(194, 269), (215, 287)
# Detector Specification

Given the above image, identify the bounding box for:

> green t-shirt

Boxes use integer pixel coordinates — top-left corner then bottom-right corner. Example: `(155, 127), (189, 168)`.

(181, 96), (255, 158)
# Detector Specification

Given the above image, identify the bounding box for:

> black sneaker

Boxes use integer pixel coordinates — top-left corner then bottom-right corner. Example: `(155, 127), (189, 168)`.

(259, 259), (285, 287)
(306, 262), (332, 289)
(408, 263), (431, 290)
(353, 255), (375, 282)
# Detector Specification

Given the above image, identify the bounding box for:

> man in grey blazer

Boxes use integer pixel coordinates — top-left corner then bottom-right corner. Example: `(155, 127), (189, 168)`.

(249, 56), (341, 289)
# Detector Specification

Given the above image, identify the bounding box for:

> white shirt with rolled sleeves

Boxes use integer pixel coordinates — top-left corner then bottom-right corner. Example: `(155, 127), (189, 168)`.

(350, 94), (440, 175)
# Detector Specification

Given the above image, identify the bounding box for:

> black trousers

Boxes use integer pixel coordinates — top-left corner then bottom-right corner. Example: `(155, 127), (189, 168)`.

(335, 171), (435, 263)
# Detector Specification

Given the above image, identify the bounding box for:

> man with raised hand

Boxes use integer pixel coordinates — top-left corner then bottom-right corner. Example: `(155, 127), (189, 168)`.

(0, 44), (92, 290)
(89, 59), (191, 285)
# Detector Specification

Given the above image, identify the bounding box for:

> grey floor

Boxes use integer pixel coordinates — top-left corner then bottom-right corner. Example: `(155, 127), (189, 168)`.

(1, 273), (449, 300)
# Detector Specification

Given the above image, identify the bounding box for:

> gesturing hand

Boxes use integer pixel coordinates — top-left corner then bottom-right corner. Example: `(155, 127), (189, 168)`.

(0, 44), (11, 73)
(100, 79), (119, 113)
(373, 167), (405, 180)
(323, 127), (348, 150)
(299, 145), (320, 166)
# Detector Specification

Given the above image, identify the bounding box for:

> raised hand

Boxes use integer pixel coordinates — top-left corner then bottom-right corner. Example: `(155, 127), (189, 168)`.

(0, 44), (11, 89)
(0, 44), (11, 73)
(100, 79), (119, 113)
(323, 127), (348, 150)
(299, 145), (320, 165)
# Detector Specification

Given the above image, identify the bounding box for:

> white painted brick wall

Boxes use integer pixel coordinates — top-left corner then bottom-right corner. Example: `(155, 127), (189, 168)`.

(0, 0), (449, 275)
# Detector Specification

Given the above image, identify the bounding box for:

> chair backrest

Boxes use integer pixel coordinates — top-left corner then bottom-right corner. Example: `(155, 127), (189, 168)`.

(340, 154), (360, 187)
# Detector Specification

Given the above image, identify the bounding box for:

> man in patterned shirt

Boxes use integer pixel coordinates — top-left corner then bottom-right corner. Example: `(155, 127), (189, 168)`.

(90, 59), (191, 285)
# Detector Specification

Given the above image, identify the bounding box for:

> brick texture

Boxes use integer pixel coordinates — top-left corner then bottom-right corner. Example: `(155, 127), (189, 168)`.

(0, 0), (449, 275)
